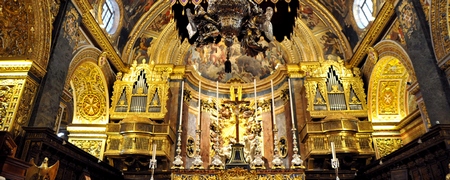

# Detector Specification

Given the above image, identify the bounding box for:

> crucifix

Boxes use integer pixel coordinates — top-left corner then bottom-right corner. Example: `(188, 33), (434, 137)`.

(222, 85), (253, 169)
(222, 85), (252, 143)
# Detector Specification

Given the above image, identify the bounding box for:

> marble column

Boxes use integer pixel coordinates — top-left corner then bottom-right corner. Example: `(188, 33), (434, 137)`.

(261, 111), (273, 167)
(200, 112), (211, 167)
(395, 0), (450, 125)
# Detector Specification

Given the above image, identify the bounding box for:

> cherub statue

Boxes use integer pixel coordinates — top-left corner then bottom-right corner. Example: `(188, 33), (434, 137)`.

(26, 157), (60, 180)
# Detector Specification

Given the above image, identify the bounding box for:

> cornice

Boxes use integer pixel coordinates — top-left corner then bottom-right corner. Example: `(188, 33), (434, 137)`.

(0, 60), (47, 78)
(347, 0), (396, 68)
(183, 66), (290, 99)
(73, 0), (128, 72)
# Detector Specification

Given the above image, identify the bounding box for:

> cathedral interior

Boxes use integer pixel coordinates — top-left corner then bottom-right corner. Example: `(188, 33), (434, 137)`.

(1, 0), (450, 179)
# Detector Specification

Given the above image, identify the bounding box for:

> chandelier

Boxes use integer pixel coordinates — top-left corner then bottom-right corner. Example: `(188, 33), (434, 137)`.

(171, 0), (298, 72)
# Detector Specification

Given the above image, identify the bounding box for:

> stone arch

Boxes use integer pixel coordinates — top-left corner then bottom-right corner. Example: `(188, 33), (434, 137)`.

(65, 47), (103, 90)
(69, 61), (110, 124)
(374, 40), (417, 83)
(368, 56), (410, 122)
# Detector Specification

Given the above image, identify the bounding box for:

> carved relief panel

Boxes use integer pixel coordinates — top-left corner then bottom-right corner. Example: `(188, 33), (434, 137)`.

(0, 78), (38, 138)
(71, 62), (108, 124)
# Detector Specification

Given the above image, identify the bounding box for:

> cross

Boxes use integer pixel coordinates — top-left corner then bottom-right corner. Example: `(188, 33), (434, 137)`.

(222, 85), (251, 143)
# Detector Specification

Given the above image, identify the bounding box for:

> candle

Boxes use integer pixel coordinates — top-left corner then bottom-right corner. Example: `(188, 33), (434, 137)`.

(271, 79), (276, 125)
(288, 78), (295, 126)
(254, 79), (257, 110)
(331, 142), (336, 160)
(198, 81), (201, 127)
(179, 81), (185, 126)
(216, 81), (219, 120)
(152, 143), (157, 161)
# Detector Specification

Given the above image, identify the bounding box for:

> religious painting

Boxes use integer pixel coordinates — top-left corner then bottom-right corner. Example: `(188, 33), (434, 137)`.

(384, 19), (406, 46)
(319, 0), (361, 48)
(318, 0), (348, 18)
(184, 41), (286, 83)
(62, 6), (81, 49)
(131, 36), (154, 62)
(320, 32), (343, 60)
(122, 0), (156, 26)
(146, 8), (173, 33)
(117, 0), (157, 53)
(298, 5), (320, 30)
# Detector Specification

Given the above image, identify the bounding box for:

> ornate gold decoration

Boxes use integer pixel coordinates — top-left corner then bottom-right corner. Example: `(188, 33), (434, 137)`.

(432, 3), (450, 64)
(278, 136), (288, 158)
(109, 60), (173, 120)
(69, 139), (105, 159)
(171, 169), (305, 180)
(300, 114), (374, 156)
(171, 65), (186, 80)
(0, 85), (13, 130)
(26, 157), (60, 180)
(104, 115), (175, 169)
(0, 78), (38, 138)
(302, 59), (368, 118)
(71, 62), (108, 123)
(74, 0), (128, 72)
(258, 99), (272, 113)
(64, 47), (111, 92)
(374, 138), (402, 158)
(286, 63), (305, 78)
(347, 0), (396, 68)
(0, 0), (28, 57)
(14, 78), (38, 136)
(186, 136), (195, 158)
(369, 57), (408, 122)
(373, 40), (417, 83)
(218, 168), (257, 180)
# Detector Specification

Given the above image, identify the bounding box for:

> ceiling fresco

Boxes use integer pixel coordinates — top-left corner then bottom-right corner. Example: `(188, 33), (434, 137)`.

(85, 0), (360, 82)
(184, 40), (287, 83)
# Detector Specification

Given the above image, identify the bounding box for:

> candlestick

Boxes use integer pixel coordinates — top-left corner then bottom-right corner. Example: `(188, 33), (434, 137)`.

(210, 80), (224, 169)
(288, 78), (304, 169)
(179, 81), (184, 127)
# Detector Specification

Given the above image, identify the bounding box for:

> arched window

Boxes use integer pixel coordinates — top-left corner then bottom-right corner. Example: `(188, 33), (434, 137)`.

(101, 0), (120, 34)
(353, 0), (374, 29)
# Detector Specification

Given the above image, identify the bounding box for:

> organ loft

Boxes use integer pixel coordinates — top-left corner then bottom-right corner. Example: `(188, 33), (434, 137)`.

(2, 0), (450, 180)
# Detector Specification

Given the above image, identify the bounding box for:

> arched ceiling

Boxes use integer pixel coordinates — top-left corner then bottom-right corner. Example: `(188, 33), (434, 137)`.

(85, 0), (366, 60)
(80, 0), (391, 83)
